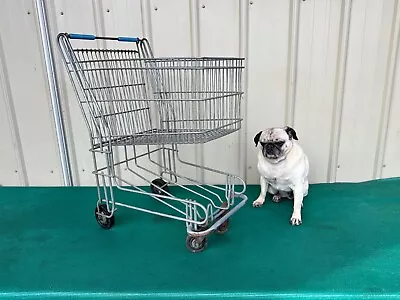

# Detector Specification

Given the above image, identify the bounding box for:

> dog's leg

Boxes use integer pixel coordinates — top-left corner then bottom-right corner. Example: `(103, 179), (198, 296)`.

(303, 179), (309, 197)
(253, 176), (267, 207)
(290, 184), (304, 226)
(299, 179), (309, 208)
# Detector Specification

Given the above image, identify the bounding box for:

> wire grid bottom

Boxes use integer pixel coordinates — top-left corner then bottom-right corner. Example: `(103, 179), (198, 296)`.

(93, 128), (240, 148)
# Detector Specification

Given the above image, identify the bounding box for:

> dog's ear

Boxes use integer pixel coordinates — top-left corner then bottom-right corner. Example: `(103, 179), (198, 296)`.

(285, 126), (298, 140)
(254, 131), (262, 147)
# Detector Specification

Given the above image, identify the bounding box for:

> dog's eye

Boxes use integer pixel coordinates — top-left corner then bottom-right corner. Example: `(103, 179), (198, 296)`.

(275, 141), (285, 147)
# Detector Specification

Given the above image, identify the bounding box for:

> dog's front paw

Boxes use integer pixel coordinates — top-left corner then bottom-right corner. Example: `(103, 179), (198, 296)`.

(290, 213), (302, 226)
(252, 198), (265, 208)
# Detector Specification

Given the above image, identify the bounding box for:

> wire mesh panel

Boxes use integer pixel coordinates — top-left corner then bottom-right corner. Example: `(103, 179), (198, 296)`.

(58, 34), (244, 146)
(64, 48), (153, 146)
(142, 57), (244, 144)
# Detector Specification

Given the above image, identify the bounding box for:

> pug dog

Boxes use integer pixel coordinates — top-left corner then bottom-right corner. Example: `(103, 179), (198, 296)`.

(252, 126), (309, 226)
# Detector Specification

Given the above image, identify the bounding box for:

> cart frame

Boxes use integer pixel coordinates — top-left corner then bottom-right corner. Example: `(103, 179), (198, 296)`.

(57, 32), (247, 252)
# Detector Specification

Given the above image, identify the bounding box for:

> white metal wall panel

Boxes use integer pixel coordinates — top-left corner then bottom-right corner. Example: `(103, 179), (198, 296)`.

(1, 0), (400, 186)
(294, 0), (342, 183)
(245, 0), (291, 184)
(382, 76), (400, 178)
(150, 0), (192, 57)
(382, 0), (400, 178)
(0, 0), (62, 186)
(101, 0), (144, 43)
(199, 0), (241, 183)
(0, 42), (25, 186)
(336, 0), (397, 182)
(383, 73), (400, 178)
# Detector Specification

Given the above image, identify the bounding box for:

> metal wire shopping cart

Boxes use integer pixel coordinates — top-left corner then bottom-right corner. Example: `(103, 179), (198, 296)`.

(57, 32), (247, 252)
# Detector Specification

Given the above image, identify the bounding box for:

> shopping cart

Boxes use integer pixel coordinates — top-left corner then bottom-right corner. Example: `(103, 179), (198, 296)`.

(57, 32), (247, 252)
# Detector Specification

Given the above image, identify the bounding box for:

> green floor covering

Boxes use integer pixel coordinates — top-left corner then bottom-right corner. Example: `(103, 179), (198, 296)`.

(1, 178), (400, 299)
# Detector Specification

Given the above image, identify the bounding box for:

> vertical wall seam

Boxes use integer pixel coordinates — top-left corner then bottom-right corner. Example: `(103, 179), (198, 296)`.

(239, 0), (249, 182)
(189, 0), (204, 182)
(327, 0), (352, 182)
(92, 0), (105, 47)
(373, 0), (400, 179)
(93, 1), (105, 36)
(285, 0), (300, 127)
(0, 35), (28, 185)
(189, 0), (200, 57)
(141, 0), (153, 43)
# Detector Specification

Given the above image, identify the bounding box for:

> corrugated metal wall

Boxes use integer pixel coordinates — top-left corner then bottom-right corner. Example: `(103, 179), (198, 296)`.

(1, 0), (400, 186)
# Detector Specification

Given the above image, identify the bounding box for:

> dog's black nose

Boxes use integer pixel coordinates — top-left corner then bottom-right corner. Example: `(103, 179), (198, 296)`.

(266, 143), (274, 150)
(264, 143), (275, 155)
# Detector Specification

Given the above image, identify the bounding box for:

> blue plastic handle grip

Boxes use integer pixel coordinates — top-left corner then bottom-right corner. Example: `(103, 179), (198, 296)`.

(117, 36), (139, 42)
(68, 33), (96, 40)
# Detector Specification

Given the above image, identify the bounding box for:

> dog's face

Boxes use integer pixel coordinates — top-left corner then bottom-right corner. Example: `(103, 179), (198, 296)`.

(254, 126), (298, 160)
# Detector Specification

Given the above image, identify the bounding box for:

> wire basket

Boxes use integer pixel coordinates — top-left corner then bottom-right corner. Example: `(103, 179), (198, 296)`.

(59, 36), (244, 147)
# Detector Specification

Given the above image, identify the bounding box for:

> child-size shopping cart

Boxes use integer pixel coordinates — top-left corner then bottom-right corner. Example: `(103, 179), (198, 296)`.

(57, 33), (247, 252)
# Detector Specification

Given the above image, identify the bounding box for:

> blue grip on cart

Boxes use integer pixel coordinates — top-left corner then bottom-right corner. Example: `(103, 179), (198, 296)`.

(68, 33), (96, 40)
(117, 36), (139, 42)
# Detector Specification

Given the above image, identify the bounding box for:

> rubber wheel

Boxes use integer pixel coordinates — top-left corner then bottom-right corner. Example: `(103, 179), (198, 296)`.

(150, 178), (169, 196)
(216, 218), (230, 234)
(186, 236), (207, 253)
(216, 201), (230, 234)
(95, 203), (115, 229)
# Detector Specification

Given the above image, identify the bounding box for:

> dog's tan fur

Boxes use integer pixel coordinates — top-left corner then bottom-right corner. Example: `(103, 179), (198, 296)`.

(252, 127), (309, 225)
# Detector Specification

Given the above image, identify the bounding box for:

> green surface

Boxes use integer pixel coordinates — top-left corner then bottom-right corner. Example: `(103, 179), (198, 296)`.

(1, 179), (400, 299)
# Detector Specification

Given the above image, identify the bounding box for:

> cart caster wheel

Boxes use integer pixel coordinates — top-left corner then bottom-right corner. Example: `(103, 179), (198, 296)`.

(150, 178), (169, 196)
(186, 236), (207, 253)
(95, 204), (115, 229)
(216, 218), (230, 234)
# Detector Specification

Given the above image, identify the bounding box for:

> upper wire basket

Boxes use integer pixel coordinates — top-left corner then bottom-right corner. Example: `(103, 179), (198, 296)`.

(57, 33), (245, 146)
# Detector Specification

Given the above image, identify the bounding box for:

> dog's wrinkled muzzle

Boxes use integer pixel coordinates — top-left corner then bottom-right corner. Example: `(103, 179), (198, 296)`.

(263, 142), (281, 157)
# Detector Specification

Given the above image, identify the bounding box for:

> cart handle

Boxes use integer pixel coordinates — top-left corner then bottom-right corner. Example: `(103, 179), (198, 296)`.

(67, 33), (139, 42)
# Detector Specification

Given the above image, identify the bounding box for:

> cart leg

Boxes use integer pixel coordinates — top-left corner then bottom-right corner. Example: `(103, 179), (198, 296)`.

(91, 144), (102, 206)
(94, 145), (117, 229)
